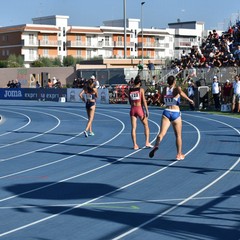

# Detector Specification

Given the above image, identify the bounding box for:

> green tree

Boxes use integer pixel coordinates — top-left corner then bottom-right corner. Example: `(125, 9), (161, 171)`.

(7, 54), (24, 67)
(41, 57), (53, 67)
(63, 55), (75, 66)
(31, 59), (44, 67)
(75, 57), (83, 65)
(31, 57), (54, 67)
(0, 60), (7, 68)
(52, 57), (62, 66)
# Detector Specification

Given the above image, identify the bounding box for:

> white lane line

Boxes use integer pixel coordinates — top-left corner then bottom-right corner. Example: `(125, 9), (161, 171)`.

(0, 111), (123, 180)
(0, 107), (160, 180)
(0, 113), (197, 237)
(0, 109), (160, 199)
(0, 110), (31, 137)
(0, 195), (238, 210)
(112, 115), (240, 240)
(0, 155), (194, 237)
(0, 109), (60, 151)
(0, 109), (87, 162)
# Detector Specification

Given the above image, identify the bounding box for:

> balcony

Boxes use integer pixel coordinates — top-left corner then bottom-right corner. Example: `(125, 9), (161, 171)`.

(39, 40), (59, 47)
(113, 41), (134, 48)
(137, 42), (169, 49)
(21, 39), (39, 47)
(67, 41), (134, 49)
(174, 39), (199, 48)
(67, 41), (102, 48)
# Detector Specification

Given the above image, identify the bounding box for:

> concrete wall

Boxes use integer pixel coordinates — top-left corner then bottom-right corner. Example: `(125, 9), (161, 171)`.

(0, 59), (164, 88)
(0, 67), (76, 88)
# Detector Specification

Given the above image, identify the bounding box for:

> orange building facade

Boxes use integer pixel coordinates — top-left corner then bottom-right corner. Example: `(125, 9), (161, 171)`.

(0, 15), (204, 68)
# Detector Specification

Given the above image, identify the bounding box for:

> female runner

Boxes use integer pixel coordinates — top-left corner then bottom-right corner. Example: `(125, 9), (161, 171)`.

(149, 75), (194, 160)
(79, 79), (98, 137)
(129, 76), (153, 150)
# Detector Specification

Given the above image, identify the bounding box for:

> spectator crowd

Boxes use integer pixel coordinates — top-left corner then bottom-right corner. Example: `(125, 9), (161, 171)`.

(171, 22), (240, 73)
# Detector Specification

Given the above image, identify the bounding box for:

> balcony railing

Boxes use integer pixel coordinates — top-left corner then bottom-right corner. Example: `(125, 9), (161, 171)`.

(21, 39), (39, 46)
(67, 41), (134, 48)
(138, 42), (169, 48)
(39, 40), (59, 47)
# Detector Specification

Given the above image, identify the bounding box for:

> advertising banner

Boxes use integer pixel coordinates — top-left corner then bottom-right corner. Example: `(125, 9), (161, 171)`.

(67, 88), (109, 104)
(0, 88), (67, 101)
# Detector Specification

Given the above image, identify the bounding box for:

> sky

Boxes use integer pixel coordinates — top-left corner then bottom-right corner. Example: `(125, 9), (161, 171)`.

(1, 0), (240, 31)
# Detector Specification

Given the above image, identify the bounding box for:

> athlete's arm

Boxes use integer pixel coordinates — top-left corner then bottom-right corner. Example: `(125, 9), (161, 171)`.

(127, 89), (132, 105)
(177, 86), (194, 104)
(160, 87), (166, 105)
(79, 89), (86, 102)
(94, 88), (98, 98)
(141, 88), (149, 117)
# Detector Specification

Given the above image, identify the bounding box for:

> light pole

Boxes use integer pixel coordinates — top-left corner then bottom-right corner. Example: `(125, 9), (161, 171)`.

(123, 0), (127, 59)
(141, 2), (145, 63)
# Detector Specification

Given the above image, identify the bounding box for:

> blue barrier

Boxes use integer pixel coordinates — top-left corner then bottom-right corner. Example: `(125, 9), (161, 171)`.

(0, 88), (67, 101)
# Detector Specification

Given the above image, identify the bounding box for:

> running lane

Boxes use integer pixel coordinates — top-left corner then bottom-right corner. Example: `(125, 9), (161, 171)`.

(0, 101), (239, 240)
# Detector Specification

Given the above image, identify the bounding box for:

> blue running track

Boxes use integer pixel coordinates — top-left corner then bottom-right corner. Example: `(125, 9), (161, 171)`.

(0, 100), (239, 240)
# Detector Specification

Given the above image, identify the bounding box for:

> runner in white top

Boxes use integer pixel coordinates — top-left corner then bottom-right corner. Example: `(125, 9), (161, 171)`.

(232, 75), (240, 113)
(149, 75), (194, 160)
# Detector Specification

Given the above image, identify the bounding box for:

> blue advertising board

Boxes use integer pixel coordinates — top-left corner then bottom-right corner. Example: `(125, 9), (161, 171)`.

(0, 88), (67, 101)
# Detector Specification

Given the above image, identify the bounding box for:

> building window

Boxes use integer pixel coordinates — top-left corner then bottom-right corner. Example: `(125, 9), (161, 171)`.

(105, 50), (112, 57)
(87, 36), (91, 46)
(105, 36), (110, 46)
(43, 49), (49, 57)
(63, 27), (66, 37)
(117, 50), (123, 58)
(87, 50), (91, 59)
(29, 34), (34, 45)
(2, 35), (8, 41)
(117, 36), (123, 45)
(43, 35), (48, 45)
(146, 37), (151, 47)
(29, 49), (35, 60)
(76, 35), (82, 45)
(77, 50), (82, 57)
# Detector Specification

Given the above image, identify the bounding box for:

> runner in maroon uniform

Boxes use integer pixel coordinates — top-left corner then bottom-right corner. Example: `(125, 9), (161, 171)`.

(128, 76), (153, 150)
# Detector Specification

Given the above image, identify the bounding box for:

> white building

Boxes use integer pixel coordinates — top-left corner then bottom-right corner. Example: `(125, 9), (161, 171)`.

(0, 15), (209, 67)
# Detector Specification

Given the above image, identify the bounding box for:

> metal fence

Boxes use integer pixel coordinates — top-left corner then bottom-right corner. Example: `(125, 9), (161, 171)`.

(78, 66), (240, 88)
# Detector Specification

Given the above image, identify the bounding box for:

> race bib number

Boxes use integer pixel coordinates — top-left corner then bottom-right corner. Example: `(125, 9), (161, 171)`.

(130, 91), (140, 100)
(86, 94), (93, 100)
(164, 95), (174, 106)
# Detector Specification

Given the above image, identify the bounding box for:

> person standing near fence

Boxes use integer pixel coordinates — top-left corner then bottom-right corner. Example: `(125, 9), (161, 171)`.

(212, 75), (221, 110)
(187, 80), (195, 110)
(222, 79), (232, 104)
(232, 75), (240, 113)
(128, 75), (153, 150)
(147, 60), (155, 82)
(79, 78), (98, 137)
(149, 75), (194, 160)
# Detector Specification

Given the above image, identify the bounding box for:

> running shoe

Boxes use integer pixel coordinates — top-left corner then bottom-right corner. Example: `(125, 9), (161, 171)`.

(149, 147), (158, 158)
(145, 144), (153, 148)
(176, 154), (185, 160)
(89, 132), (95, 136)
(84, 131), (88, 137)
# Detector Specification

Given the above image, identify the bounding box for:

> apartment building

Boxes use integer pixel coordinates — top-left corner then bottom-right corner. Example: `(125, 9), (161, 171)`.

(0, 15), (206, 67)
